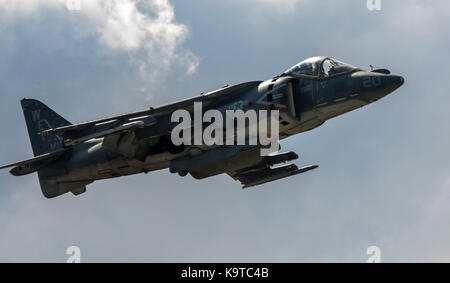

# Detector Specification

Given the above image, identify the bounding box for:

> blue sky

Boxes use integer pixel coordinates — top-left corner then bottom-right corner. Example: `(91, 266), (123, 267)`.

(0, 0), (449, 262)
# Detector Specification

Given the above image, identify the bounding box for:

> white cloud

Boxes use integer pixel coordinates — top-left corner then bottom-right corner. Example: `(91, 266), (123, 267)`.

(385, 0), (450, 41)
(249, 0), (301, 13)
(0, 0), (199, 76)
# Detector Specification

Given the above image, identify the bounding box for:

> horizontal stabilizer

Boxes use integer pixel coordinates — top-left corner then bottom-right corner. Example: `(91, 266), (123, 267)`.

(0, 148), (70, 176)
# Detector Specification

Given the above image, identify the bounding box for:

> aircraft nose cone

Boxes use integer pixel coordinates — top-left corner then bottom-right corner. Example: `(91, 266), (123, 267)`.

(388, 75), (404, 88)
(383, 74), (405, 94)
(391, 75), (404, 87)
(351, 71), (404, 101)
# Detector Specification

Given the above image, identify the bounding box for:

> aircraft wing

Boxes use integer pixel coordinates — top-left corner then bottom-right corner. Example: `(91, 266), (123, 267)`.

(39, 81), (261, 137)
(37, 81), (262, 159)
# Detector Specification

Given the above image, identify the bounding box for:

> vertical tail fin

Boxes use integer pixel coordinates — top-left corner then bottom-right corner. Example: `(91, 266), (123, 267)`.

(21, 99), (71, 156)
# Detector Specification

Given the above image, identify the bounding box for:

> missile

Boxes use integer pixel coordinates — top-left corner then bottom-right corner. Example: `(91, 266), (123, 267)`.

(241, 164), (318, 189)
(262, 151), (299, 166)
(234, 151), (299, 175)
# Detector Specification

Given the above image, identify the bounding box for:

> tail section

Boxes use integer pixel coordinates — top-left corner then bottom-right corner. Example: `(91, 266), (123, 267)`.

(21, 99), (71, 156)
(1, 99), (83, 198)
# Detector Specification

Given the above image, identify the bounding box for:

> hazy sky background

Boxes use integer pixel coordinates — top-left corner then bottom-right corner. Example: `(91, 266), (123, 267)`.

(0, 0), (449, 262)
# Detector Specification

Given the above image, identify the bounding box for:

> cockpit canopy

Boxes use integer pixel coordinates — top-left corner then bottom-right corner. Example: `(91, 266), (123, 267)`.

(284, 56), (357, 78)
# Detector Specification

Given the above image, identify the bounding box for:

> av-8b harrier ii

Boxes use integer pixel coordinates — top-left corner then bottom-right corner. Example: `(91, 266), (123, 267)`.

(0, 57), (404, 198)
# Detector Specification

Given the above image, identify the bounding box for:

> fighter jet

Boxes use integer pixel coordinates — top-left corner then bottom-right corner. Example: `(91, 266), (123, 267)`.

(0, 57), (404, 198)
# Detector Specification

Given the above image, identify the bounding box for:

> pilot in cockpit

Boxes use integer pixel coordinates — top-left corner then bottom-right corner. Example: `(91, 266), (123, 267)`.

(284, 57), (356, 78)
